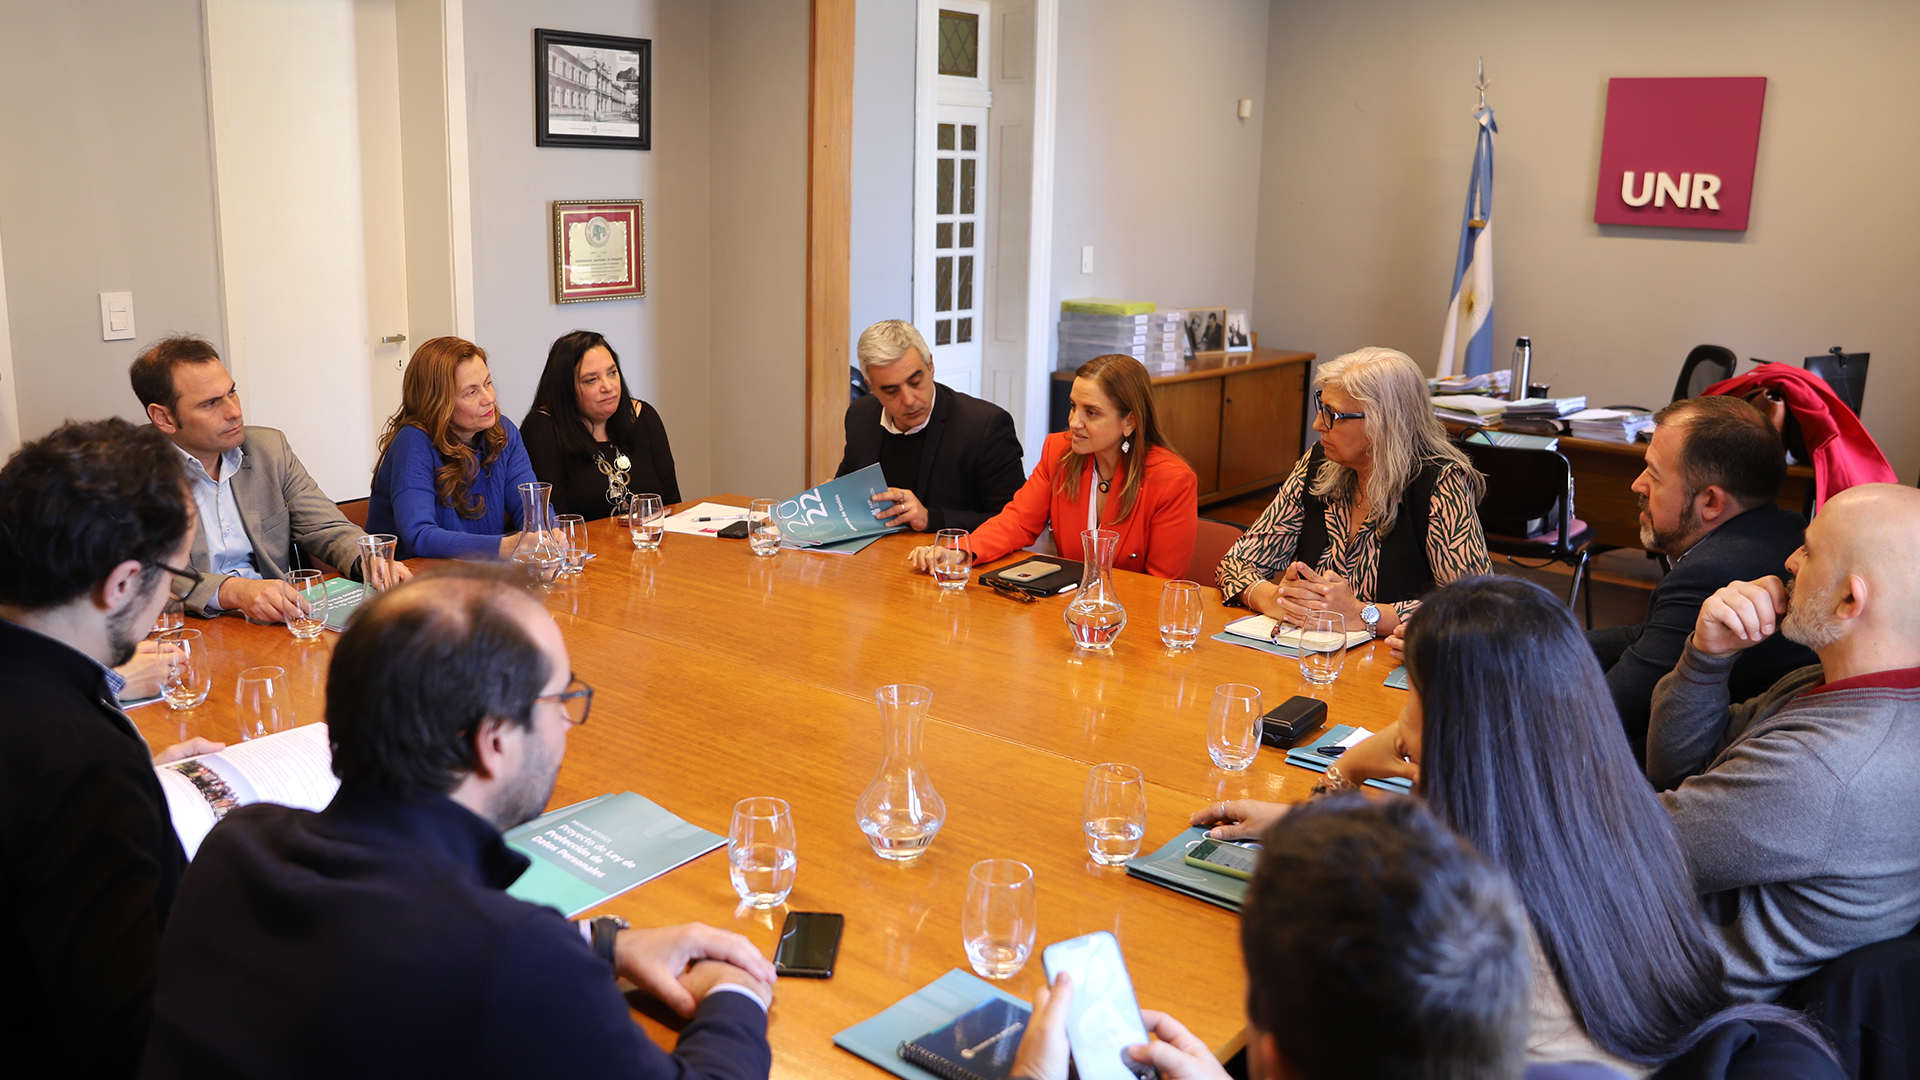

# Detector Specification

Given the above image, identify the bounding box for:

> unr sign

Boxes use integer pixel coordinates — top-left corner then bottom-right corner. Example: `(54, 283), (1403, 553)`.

(1594, 77), (1766, 232)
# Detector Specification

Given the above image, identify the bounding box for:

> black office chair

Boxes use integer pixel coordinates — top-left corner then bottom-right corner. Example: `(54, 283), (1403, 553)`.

(1779, 929), (1920, 1080)
(1458, 440), (1594, 627)
(1673, 344), (1737, 402)
(1804, 346), (1869, 417)
(850, 365), (870, 401)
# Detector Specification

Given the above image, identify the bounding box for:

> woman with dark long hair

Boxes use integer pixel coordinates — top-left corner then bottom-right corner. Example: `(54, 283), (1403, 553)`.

(520, 330), (679, 519)
(366, 336), (538, 560)
(1194, 577), (1837, 1078)
(909, 353), (1198, 578)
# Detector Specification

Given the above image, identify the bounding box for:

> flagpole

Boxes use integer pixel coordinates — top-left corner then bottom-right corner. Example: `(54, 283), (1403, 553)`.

(1437, 61), (1498, 378)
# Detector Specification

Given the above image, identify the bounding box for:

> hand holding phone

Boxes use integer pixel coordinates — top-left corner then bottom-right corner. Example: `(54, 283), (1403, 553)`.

(1040, 931), (1158, 1080)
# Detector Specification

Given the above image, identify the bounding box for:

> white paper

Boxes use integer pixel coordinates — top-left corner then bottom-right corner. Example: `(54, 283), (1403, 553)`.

(1224, 613), (1374, 650)
(155, 723), (340, 859)
(658, 501), (752, 537)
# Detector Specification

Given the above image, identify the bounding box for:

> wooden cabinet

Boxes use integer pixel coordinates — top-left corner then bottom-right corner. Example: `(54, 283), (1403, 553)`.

(1051, 348), (1313, 506)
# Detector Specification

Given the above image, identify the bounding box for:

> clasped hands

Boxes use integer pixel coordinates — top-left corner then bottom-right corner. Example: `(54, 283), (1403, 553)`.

(612, 921), (777, 1015)
(1262, 562), (1362, 628)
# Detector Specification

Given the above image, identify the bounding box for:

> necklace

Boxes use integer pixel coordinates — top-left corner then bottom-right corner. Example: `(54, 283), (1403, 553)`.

(594, 449), (633, 507)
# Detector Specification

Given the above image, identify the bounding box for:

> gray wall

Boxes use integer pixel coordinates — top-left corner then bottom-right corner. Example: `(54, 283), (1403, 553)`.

(0, 0), (227, 436)
(848, 0), (918, 373)
(1049, 0), (1270, 359)
(1254, 0), (1920, 481)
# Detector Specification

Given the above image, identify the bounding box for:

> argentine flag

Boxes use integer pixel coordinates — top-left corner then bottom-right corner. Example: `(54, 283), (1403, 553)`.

(1438, 105), (1497, 377)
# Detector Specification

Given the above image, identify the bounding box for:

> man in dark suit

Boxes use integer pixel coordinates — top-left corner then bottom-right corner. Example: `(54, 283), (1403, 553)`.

(141, 564), (775, 1080)
(0, 418), (220, 1080)
(129, 334), (409, 622)
(1589, 395), (1816, 760)
(836, 319), (1025, 533)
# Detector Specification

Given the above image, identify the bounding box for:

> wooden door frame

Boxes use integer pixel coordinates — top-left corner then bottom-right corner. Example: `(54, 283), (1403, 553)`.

(805, 0), (855, 486)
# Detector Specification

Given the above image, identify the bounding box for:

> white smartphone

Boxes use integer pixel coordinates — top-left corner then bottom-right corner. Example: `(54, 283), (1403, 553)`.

(1040, 931), (1158, 1080)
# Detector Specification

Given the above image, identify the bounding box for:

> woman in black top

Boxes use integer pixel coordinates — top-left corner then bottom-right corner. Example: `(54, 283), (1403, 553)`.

(520, 331), (680, 519)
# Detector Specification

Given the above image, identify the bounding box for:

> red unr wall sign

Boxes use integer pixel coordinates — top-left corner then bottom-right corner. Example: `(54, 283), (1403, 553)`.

(1594, 77), (1767, 231)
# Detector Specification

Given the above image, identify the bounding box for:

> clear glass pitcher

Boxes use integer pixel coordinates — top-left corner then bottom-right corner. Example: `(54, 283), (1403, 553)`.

(1064, 528), (1127, 649)
(511, 482), (565, 581)
(855, 684), (946, 861)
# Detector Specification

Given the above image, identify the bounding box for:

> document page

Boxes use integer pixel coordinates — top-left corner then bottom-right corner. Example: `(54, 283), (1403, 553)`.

(155, 723), (340, 858)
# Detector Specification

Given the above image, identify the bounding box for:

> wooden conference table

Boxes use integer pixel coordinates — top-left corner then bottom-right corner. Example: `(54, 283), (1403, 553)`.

(130, 500), (1410, 1078)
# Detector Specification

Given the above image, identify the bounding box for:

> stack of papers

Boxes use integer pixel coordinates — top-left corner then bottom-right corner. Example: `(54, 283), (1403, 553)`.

(1428, 369), (1512, 395)
(1430, 394), (1508, 425)
(1503, 396), (1587, 419)
(1566, 408), (1654, 443)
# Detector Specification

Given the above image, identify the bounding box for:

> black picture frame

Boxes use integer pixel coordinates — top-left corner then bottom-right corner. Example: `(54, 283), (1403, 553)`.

(534, 28), (650, 151)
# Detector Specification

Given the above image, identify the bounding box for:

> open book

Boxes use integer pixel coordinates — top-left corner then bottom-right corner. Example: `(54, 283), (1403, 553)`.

(154, 723), (341, 858)
(1224, 613), (1375, 651)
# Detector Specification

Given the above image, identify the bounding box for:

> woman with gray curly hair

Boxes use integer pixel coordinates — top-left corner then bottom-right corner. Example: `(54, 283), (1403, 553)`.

(1216, 346), (1489, 639)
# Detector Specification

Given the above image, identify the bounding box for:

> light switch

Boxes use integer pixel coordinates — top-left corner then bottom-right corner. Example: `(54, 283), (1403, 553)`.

(100, 292), (136, 341)
(1080, 246), (1094, 274)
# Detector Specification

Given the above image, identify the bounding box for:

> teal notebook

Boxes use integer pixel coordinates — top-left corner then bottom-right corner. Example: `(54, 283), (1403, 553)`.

(1284, 725), (1413, 794)
(834, 968), (1030, 1080)
(775, 463), (906, 548)
(320, 577), (368, 632)
(1124, 827), (1248, 911)
(503, 792), (724, 917)
(1385, 665), (1409, 689)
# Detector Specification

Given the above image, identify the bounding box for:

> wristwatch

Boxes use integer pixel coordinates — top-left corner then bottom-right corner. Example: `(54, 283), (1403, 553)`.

(1360, 603), (1381, 637)
(589, 914), (630, 964)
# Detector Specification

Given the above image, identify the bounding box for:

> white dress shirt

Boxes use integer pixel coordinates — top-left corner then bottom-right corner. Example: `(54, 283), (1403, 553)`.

(878, 385), (937, 436)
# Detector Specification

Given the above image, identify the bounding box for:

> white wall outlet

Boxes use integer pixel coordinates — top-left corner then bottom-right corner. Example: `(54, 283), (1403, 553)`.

(1238, 98), (1253, 120)
(1080, 246), (1093, 274)
(99, 292), (135, 341)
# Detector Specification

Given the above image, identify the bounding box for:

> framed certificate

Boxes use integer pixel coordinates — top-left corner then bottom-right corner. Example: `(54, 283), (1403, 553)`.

(535, 29), (650, 151)
(552, 200), (645, 304)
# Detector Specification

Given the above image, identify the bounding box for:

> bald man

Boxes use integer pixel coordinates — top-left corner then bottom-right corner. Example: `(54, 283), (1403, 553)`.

(1647, 483), (1920, 1001)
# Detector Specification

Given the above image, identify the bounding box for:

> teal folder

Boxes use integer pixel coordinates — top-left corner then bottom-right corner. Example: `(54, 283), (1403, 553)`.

(1123, 827), (1248, 911)
(320, 577), (368, 632)
(1284, 725), (1413, 794)
(1208, 630), (1301, 657)
(834, 968), (1030, 1080)
(775, 463), (906, 548)
(502, 792), (724, 917)
(1384, 665), (1409, 689)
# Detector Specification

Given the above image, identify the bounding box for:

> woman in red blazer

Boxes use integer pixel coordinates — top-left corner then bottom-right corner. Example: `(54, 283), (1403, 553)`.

(910, 353), (1199, 579)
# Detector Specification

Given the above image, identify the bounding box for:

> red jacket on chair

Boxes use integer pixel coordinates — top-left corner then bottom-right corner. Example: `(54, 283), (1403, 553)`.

(969, 431), (1199, 578)
(1706, 363), (1897, 510)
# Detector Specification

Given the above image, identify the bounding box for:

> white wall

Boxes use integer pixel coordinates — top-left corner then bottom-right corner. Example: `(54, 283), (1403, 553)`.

(1254, 0), (1920, 481)
(849, 0), (918, 372)
(1048, 0), (1270, 364)
(0, 0), (228, 435)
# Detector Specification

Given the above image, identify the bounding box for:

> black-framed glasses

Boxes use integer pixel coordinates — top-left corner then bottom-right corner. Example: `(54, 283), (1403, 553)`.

(143, 558), (200, 593)
(537, 677), (594, 726)
(1314, 390), (1366, 427)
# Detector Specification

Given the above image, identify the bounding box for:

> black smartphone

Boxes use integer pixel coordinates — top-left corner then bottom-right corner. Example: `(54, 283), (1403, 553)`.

(774, 911), (844, 978)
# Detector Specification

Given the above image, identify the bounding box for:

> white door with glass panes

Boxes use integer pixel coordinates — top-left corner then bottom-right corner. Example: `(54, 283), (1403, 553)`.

(931, 106), (986, 396)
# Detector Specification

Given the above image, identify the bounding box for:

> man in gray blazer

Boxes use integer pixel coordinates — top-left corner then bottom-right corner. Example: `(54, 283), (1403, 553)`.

(129, 335), (407, 622)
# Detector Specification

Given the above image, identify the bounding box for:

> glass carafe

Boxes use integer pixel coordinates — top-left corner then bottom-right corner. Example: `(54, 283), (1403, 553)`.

(511, 482), (565, 582)
(855, 684), (946, 861)
(1064, 528), (1127, 649)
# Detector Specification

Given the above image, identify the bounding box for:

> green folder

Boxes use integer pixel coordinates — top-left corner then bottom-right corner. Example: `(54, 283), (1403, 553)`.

(503, 791), (724, 917)
(320, 577), (368, 632)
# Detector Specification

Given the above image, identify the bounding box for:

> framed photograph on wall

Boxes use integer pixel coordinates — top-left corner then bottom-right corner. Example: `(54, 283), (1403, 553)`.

(1184, 307), (1228, 357)
(535, 29), (650, 150)
(553, 200), (645, 303)
(1224, 310), (1252, 352)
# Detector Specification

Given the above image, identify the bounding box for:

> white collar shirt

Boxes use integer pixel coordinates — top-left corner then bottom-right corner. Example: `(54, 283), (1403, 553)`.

(176, 442), (260, 580)
(878, 384), (937, 437)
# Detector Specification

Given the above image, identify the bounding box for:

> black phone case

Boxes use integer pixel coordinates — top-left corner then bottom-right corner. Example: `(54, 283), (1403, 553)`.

(1259, 696), (1329, 748)
(774, 912), (843, 978)
(716, 520), (751, 539)
(979, 556), (1083, 597)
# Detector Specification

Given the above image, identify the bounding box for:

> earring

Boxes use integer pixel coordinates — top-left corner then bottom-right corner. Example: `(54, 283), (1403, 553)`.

(1121, 438), (1132, 454)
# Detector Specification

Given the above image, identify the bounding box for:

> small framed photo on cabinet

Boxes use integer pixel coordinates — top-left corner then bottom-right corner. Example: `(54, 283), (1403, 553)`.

(553, 200), (645, 304)
(1184, 307), (1228, 357)
(1225, 310), (1253, 352)
(535, 29), (650, 150)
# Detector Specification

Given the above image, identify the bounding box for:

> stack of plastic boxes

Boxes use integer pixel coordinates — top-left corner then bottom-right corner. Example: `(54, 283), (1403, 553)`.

(1057, 300), (1185, 372)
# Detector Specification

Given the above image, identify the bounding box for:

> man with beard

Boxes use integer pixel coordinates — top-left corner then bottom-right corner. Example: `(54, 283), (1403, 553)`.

(1588, 395), (1815, 761)
(1648, 483), (1920, 1000)
(141, 565), (775, 1080)
(0, 418), (223, 1078)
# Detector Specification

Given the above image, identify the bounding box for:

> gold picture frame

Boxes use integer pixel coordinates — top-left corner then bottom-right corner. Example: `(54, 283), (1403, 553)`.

(552, 200), (645, 304)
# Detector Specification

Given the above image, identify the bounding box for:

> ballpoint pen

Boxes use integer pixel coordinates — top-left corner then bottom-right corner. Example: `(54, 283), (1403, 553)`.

(695, 514), (748, 522)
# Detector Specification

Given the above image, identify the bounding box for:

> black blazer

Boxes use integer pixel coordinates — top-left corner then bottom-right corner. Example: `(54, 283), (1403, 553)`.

(142, 785), (770, 1080)
(835, 383), (1026, 533)
(1588, 505), (1817, 760)
(0, 618), (186, 1080)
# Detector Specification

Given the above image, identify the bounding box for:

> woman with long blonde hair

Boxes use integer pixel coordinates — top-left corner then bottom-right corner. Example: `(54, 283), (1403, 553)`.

(366, 336), (539, 559)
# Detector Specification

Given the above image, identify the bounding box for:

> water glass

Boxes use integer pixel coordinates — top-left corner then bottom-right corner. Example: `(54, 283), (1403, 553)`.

(1158, 579), (1204, 649)
(554, 514), (587, 575)
(728, 796), (798, 907)
(1083, 763), (1148, 865)
(748, 499), (781, 556)
(628, 493), (665, 551)
(152, 595), (185, 636)
(963, 859), (1036, 980)
(235, 665), (293, 741)
(931, 528), (974, 590)
(1298, 612), (1349, 686)
(1207, 683), (1263, 771)
(287, 570), (328, 640)
(157, 629), (212, 711)
(358, 533), (399, 592)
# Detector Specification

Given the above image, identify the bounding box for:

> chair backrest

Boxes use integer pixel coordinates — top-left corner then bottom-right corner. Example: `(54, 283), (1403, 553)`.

(1804, 348), (1869, 417)
(1186, 518), (1247, 585)
(1458, 442), (1575, 551)
(1781, 930), (1920, 1080)
(1672, 344), (1737, 402)
(337, 498), (370, 531)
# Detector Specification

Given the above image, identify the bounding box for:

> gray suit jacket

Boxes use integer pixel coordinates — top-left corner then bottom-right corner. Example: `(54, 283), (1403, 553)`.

(180, 427), (367, 615)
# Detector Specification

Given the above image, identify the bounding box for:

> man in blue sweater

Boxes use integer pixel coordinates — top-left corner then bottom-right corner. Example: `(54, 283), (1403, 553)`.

(141, 566), (775, 1079)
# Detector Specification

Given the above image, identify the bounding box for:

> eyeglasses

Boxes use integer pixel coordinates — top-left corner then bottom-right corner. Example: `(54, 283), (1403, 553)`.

(1314, 390), (1366, 427)
(144, 558), (200, 594)
(536, 677), (594, 726)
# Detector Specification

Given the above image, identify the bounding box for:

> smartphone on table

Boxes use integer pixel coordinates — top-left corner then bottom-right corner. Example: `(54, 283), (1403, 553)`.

(1040, 930), (1158, 1080)
(1182, 837), (1259, 880)
(773, 911), (843, 978)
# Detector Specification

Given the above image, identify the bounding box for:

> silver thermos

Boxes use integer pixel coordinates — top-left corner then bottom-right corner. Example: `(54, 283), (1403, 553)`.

(1509, 336), (1532, 400)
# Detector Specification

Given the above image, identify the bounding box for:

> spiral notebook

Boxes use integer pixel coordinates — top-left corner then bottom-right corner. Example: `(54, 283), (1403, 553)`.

(898, 997), (1029, 1080)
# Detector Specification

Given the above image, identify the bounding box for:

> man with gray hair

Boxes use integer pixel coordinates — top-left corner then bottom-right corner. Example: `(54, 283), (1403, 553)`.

(1649, 482), (1920, 1000)
(836, 319), (1025, 533)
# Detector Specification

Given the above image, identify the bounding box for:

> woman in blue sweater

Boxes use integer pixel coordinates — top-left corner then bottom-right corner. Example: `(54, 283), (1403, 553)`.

(367, 336), (539, 560)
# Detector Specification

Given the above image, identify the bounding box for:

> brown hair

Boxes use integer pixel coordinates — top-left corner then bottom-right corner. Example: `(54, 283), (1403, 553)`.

(1057, 354), (1180, 523)
(376, 336), (507, 519)
(1653, 395), (1787, 510)
(129, 334), (223, 414)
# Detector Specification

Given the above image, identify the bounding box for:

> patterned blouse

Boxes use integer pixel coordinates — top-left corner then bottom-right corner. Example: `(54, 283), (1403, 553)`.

(1215, 453), (1490, 619)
